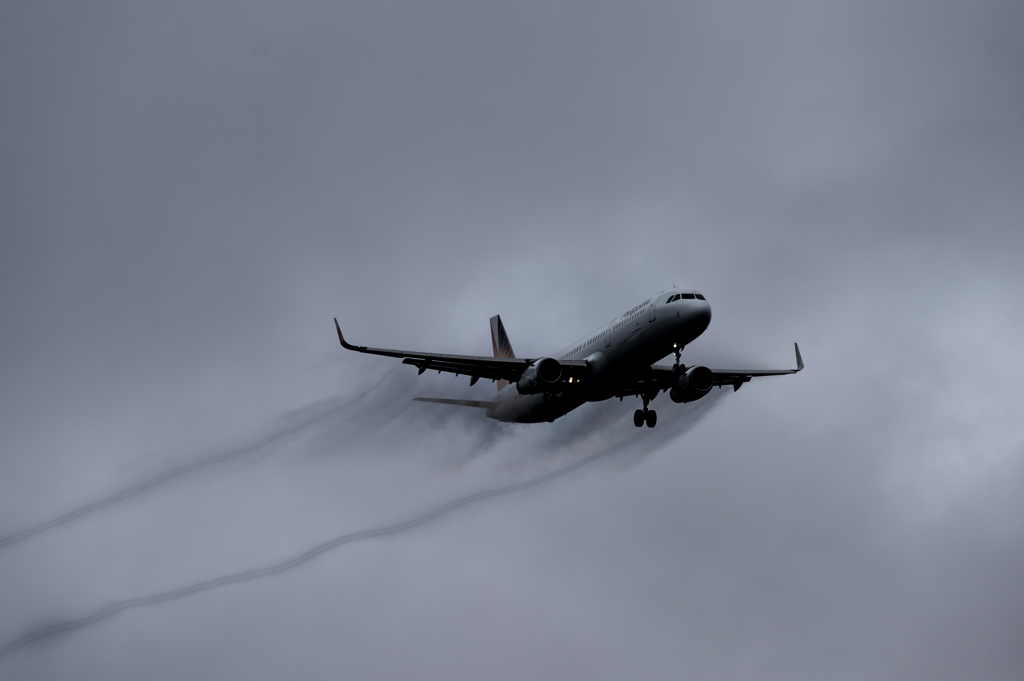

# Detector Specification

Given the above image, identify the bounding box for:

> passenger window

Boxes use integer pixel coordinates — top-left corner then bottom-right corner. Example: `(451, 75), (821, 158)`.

(695, 294), (706, 300)
(681, 293), (695, 299)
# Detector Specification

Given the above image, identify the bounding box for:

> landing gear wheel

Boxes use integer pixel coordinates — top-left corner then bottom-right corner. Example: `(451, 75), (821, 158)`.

(633, 410), (645, 428)
(645, 410), (657, 428)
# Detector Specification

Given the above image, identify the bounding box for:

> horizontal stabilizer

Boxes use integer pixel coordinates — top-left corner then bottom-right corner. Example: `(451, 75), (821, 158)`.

(414, 397), (497, 409)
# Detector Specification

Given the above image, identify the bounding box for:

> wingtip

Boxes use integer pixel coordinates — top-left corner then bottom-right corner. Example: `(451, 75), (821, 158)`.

(334, 318), (360, 351)
(794, 342), (804, 371)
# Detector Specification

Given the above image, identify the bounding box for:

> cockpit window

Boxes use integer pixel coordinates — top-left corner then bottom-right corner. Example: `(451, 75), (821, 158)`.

(695, 294), (706, 300)
(666, 294), (678, 303)
(680, 293), (696, 299)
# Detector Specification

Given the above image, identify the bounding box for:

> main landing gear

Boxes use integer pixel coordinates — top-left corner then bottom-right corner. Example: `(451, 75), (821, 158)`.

(634, 393), (658, 428)
(633, 409), (657, 428)
(634, 343), (681, 429)
(632, 343), (683, 427)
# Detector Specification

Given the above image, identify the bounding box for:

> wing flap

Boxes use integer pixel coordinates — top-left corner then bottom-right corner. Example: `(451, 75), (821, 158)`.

(401, 357), (521, 382)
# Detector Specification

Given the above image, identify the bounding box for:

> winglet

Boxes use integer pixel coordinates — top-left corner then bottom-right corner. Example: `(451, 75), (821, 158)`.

(334, 318), (363, 351)
(794, 343), (804, 371)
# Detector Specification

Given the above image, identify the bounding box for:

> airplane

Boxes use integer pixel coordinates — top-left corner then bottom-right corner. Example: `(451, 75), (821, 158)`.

(334, 287), (802, 427)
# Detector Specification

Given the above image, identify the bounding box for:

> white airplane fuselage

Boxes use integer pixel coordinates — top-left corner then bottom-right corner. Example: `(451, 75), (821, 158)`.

(489, 289), (711, 423)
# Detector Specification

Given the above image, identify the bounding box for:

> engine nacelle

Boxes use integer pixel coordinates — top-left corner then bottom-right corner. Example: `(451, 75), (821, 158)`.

(669, 366), (714, 403)
(516, 357), (562, 394)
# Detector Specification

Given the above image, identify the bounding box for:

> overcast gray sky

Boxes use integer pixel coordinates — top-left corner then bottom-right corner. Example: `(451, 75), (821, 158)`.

(2, 1), (1023, 678)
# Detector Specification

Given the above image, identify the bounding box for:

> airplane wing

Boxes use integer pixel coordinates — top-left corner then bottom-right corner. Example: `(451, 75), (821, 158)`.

(638, 343), (804, 396)
(709, 343), (804, 391)
(334, 318), (588, 384)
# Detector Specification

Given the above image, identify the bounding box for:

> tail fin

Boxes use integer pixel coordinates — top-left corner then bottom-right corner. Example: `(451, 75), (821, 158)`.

(490, 315), (516, 358)
(490, 315), (515, 391)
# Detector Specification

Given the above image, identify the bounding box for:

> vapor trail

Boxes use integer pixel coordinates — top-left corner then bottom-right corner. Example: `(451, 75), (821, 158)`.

(0, 435), (634, 659)
(0, 367), (399, 551)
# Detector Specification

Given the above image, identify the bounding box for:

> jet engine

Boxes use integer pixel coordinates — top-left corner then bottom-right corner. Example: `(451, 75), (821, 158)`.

(669, 366), (714, 403)
(516, 357), (562, 394)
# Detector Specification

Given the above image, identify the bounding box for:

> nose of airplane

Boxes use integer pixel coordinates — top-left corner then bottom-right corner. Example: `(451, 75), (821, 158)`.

(691, 301), (711, 331)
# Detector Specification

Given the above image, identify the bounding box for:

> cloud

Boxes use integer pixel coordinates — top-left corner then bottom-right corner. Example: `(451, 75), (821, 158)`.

(1, 0), (1022, 678)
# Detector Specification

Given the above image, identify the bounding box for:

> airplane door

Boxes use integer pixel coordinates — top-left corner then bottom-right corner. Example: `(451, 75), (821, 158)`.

(604, 327), (611, 348)
(648, 298), (656, 323)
